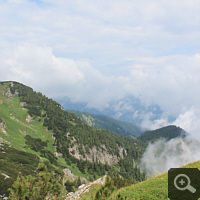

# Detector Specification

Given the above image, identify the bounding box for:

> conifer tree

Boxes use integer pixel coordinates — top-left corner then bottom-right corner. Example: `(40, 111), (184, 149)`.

(8, 163), (62, 200)
(8, 172), (29, 200)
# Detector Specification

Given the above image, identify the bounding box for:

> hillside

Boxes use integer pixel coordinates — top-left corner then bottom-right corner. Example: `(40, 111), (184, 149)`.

(107, 160), (200, 200)
(80, 160), (200, 199)
(0, 81), (146, 197)
(137, 125), (187, 143)
(68, 110), (143, 137)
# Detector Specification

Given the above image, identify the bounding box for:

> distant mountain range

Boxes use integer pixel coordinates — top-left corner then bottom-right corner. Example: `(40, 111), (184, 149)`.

(54, 96), (175, 126)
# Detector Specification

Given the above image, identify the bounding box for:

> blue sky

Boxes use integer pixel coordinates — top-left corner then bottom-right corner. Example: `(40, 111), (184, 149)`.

(0, 0), (200, 138)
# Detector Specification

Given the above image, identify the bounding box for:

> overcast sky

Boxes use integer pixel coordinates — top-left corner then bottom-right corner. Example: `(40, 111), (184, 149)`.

(0, 0), (200, 139)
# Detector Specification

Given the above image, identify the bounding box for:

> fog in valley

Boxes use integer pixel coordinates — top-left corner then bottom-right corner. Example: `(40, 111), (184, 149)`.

(139, 136), (200, 177)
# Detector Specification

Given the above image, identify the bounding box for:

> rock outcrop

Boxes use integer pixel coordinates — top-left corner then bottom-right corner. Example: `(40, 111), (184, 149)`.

(26, 115), (34, 123)
(0, 120), (4, 128)
(68, 137), (127, 165)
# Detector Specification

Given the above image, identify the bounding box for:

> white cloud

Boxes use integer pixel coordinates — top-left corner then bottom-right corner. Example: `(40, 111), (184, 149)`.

(1, 44), (85, 96)
(140, 113), (170, 131)
(139, 137), (200, 177)
(127, 54), (200, 115)
(1, 0), (199, 66)
(1, 44), (200, 139)
(0, 0), (200, 139)
(174, 107), (200, 140)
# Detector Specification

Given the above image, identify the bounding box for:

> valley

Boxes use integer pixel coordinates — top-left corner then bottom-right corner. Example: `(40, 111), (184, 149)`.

(0, 81), (199, 199)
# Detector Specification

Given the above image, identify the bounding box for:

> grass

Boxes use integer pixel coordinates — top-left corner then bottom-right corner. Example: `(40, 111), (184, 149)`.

(0, 83), (95, 176)
(107, 160), (200, 200)
(81, 183), (103, 199)
(80, 160), (200, 199)
(0, 83), (55, 153)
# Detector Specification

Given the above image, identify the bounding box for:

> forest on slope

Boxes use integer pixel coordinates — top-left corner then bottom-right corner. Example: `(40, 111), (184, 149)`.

(68, 110), (143, 137)
(0, 81), (146, 197)
(138, 125), (187, 143)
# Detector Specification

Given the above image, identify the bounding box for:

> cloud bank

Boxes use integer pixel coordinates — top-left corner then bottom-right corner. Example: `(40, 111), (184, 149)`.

(0, 0), (200, 139)
(139, 137), (200, 177)
(1, 44), (200, 140)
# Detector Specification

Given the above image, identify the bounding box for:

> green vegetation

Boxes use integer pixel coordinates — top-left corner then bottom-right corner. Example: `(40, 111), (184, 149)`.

(0, 143), (39, 196)
(8, 163), (63, 200)
(0, 82), (55, 153)
(25, 135), (58, 165)
(138, 125), (187, 143)
(107, 160), (200, 200)
(5, 81), (146, 179)
(92, 176), (136, 200)
(68, 110), (142, 137)
(64, 176), (82, 193)
(94, 175), (115, 199)
(0, 81), (146, 197)
(81, 160), (200, 200)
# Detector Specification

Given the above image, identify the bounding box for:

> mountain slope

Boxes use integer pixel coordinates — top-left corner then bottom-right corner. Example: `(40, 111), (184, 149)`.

(68, 110), (143, 137)
(0, 143), (40, 197)
(137, 125), (187, 143)
(0, 81), (146, 197)
(107, 160), (200, 200)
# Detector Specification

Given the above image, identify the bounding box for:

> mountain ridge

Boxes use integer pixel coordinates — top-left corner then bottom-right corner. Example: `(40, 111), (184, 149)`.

(54, 95), (175, 126)
(68, 110), (143, 138)
(138, 125), (187, 143)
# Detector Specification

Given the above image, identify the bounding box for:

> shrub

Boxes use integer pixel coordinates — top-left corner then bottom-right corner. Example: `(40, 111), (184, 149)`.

(8, 163), (62, 200)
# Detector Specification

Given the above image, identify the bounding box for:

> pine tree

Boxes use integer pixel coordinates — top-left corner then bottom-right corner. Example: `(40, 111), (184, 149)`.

(8, 172), (29, 200)
(8, 163), (62, 200)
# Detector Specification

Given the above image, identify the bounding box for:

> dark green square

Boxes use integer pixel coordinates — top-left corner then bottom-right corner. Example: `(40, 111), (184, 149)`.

(168, 168), (200, 200)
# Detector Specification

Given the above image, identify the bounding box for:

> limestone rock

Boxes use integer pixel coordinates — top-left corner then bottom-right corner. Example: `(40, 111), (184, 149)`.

(26, 115), (34, 123)
(69, 143), (127, 165)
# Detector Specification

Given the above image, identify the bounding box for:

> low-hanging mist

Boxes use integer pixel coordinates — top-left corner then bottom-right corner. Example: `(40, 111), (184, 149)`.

(139, 137), (200, 178)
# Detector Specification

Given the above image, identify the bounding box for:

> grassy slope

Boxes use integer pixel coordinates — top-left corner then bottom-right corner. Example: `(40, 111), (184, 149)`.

(107, 160), (200, 200)
(0, 82), (54, 154)
(0, 82), (57, 195)
(0, 82), (91, 196)
(80, 160), (200, 199)
(0, 82), (88, 169)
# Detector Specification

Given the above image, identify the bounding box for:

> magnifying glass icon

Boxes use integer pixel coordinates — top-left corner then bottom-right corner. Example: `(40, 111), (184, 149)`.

(174, 174), (196, 193)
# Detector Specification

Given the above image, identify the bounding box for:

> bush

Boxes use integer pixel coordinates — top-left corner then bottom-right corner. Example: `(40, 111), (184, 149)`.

(8, 163), (62, 200)
(25, 135), (48, 152)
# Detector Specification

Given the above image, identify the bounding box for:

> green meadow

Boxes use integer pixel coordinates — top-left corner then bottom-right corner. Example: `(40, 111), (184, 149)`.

(81, 160), (200, 200)
(0, 82), (54, 154)
(107, 160), (200, 200)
